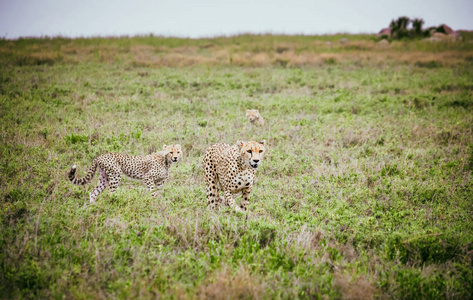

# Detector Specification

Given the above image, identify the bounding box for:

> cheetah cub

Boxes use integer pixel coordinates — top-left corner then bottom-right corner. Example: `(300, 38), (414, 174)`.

(246, 109), (265, 126)
(203, 140), (267, 212)
(68, 144), (182, 203)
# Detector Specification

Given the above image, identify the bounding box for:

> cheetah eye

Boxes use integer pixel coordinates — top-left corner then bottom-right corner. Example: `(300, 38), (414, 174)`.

(259, 150), (263, 153)
(247, 150), (252, 154)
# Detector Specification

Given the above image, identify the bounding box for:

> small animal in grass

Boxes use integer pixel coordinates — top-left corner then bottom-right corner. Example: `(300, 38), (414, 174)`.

(246, 109), (265, 126)
(68, 144), (182, 203)
(203, 140), (267, 212)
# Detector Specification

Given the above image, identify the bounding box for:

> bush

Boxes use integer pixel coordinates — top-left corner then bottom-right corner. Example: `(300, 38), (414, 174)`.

(388, 17), (435, 40)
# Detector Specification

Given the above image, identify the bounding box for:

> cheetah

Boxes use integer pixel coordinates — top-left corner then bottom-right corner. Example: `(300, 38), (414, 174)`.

(246, 109), (265, 126)
(68, 144), (182, 203)
(203, 140), (267, 212)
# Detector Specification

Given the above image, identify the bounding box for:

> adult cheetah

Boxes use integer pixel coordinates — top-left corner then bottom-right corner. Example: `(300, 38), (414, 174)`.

(69, 144), (182, 203)
(203, 140), (267, 211)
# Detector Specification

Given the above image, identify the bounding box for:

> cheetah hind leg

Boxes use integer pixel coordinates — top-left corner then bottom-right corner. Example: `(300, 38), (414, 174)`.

(203, 159), (220, 210)
(206, 185), (221, 210)
(107, 169), (122, 196)
(89, 166), (109, 203)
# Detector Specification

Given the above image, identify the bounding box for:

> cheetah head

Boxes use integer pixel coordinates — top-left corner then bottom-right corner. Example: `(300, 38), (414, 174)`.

(163, 144), (182, 164)
(236, 140), (267, 169)
(246, 109), (259, 122)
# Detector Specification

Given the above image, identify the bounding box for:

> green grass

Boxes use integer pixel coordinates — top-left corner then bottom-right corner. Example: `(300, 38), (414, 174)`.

(1, 35), (473, 299)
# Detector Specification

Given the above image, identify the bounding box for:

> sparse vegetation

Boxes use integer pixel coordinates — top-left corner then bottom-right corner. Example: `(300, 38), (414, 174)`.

(0, 34), (472, 299)
(387, 16), (459, 41)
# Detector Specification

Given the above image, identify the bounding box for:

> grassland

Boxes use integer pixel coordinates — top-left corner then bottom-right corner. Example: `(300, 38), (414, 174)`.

(1, 34), (473, 299)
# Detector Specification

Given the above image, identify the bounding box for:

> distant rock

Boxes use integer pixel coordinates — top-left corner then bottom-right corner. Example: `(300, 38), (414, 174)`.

(432, 32), (447, 38)
(438, 24), (454, 35)
(377, 39), (389, 48)
(377, 28), (391, 37)
(420, 24), (462, 42)
(426, 24), (455, 37)
(423, 32), (458, 42)
(340, 38), (350, 44)
(451, 31), (462, 39)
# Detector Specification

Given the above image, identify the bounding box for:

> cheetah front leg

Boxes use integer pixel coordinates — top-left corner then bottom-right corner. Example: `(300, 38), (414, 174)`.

(240, 186), (252, 211)
(151, 178), (165, 197)
(223, 190), (242, 212)
(144, 175), (159, 197)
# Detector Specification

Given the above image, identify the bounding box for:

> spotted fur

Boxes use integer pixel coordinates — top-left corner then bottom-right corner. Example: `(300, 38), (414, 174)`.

(203, 140), (267, 212)
(68, 144), (182, 203)
(246, 109), (265, 126)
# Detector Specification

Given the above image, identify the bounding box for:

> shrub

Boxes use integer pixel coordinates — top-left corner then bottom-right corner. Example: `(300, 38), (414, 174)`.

(388, 17), (432, 40)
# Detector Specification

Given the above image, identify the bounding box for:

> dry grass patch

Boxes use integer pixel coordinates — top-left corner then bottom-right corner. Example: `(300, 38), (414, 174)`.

(333, 272), (379, 300)
(195, 266), (266, 300)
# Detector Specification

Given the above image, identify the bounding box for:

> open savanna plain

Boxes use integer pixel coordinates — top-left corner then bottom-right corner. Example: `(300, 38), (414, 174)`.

(1, 34), (473, 299)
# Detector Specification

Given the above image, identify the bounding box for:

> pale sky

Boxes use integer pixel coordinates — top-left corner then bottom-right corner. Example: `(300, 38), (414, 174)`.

(1, 0), (472, 39)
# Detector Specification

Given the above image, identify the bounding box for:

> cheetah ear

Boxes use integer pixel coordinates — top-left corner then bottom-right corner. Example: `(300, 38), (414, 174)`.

(236, 140), (245, 149)
(163, 144), (167, 150)
(259, 140), (266, 146)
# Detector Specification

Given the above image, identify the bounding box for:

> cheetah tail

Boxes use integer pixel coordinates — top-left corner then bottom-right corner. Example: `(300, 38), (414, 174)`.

(68, 160), (98, 185)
